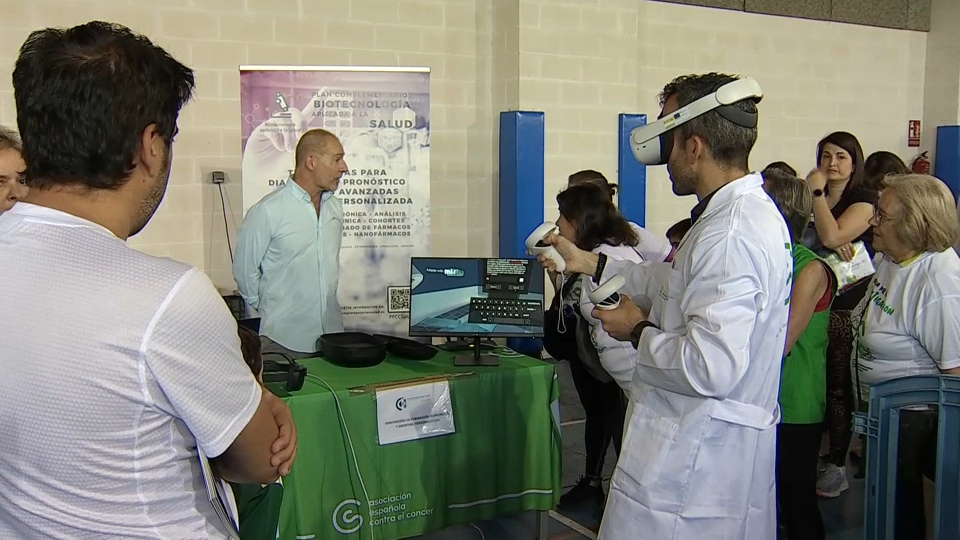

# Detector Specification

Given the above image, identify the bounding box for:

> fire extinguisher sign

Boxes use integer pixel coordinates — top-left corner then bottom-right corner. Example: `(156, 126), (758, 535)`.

(908, 120), (921, 147)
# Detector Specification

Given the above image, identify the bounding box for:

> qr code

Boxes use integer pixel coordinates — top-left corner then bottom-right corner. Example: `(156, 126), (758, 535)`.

(387, 286), (411, 313)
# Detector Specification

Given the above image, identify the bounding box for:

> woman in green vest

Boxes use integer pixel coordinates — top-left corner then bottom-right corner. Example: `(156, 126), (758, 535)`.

(762, 170), (838, 540)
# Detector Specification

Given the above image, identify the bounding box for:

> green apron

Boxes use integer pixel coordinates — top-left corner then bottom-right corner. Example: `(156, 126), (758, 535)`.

(779, 243), (836, 424)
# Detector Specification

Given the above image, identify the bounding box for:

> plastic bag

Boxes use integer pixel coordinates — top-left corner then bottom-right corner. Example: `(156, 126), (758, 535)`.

(821, 241), (876, 294)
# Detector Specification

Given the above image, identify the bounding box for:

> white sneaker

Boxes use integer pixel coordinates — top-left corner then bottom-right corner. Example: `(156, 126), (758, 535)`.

(816, 464), (849, 498)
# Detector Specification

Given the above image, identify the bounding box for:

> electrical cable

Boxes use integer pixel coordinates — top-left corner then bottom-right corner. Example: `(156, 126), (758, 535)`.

(492, 347), (524, 358)
(218, 182), (234, 263)
(470, 522), (486, 539)
(305, 373), (376, 538)
(556, 272), (568, 335)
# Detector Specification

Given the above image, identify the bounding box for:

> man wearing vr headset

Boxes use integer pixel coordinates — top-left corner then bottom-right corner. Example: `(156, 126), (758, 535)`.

(538, 73), (792, 539)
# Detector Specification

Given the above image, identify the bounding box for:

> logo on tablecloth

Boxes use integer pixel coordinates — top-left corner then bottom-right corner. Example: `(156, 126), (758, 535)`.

(331, 492), (435, 533)
(333, 499), (363, 534)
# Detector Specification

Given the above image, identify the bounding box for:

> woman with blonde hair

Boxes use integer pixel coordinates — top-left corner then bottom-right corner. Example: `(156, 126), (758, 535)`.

(853, 174), (960, 539)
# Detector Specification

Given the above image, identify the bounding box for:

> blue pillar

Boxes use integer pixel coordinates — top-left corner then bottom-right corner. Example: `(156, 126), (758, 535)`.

(498, 111), (545, 258)
(935, 125), (960, 199)
(618, 114), (648, 227)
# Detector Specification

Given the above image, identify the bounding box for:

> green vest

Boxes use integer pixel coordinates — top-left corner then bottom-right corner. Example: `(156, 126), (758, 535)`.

(779, 243), (835, 424)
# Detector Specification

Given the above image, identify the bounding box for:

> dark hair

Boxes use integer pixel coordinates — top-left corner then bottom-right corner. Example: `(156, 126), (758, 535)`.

(816, 131), (866, 198)
(762, 169), (813, 242)
(863, 151), (909, 191)
(659, 73), (759, 171)
(237, 325), (263, 378)
(763, 161), (797, 177)
(13, 21), (195, 190)
(567, 169), (618, 199)
(666, 218), (692, 242)
(556, 184), (638, 251)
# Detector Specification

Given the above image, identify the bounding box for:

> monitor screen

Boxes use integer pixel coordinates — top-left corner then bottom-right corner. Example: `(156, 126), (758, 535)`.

(408, 257), (545, 338)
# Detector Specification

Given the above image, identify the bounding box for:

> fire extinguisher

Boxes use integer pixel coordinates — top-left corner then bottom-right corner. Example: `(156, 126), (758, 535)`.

(912, 151), (931, 175)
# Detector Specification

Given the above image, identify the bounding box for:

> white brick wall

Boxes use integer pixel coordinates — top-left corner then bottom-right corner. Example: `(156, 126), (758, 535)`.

(0, 0), (488, 289)
(518, 0), (925, 240)
(922, 0), (960, 162)
(0, 0), (929, 289)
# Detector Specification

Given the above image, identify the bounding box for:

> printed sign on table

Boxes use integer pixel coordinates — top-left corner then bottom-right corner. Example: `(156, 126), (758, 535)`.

(375, 381), (456, 446)
(239, 66), (431, 336)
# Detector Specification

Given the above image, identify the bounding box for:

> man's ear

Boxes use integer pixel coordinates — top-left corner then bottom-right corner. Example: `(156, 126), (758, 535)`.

(686, 134), (708, 163)
(138, 124), (164, 177)
(304, 153), (318, 172)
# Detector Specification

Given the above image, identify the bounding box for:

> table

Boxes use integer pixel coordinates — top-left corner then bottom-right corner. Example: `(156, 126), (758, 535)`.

(273, 351), (562, 540)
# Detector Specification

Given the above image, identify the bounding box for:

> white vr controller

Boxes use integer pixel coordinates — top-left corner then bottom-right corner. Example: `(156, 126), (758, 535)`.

(589, 275), (626, 310)
(525, 222), (566, 273)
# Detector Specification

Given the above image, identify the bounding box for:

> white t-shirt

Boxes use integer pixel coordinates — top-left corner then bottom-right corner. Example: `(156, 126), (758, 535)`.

(629, 222), (672, 263)
(578, 242), (646, 394)
(955, 196), (960, 255)
(853, 249), (960, 401)
(0, 204), (262, 539)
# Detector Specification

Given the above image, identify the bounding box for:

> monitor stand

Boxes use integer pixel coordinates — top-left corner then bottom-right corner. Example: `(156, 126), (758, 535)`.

(453, 336), (500, 367)
(442, 338), (496, 352)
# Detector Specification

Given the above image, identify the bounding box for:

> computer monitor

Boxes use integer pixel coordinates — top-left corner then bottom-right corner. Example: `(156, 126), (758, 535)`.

(409, 257), (545, 365)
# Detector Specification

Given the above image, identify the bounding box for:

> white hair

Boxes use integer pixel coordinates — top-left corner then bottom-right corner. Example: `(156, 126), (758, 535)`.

(0, 125), (21, 153)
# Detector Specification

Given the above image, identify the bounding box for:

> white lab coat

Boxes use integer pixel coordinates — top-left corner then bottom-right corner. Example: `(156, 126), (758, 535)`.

(597, 173), (793, 540)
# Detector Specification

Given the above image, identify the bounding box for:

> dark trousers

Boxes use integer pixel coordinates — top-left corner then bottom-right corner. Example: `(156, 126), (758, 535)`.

(894, 409), (937, 540)
(567, 352), (626, 477)
(825, 310), (855, 466)
(777, 422), (825, 540)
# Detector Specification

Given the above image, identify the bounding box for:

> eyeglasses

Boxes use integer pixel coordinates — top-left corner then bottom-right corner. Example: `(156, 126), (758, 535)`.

(873, 208), (896, 225)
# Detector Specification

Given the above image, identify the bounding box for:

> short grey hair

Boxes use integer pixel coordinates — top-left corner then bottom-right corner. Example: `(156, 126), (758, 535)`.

(763, 169), (813, 243)
(0, 125), (21, 153)
(882, 174), (959, 253)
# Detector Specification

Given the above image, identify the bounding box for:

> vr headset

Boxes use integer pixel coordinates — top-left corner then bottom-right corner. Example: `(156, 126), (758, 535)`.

(630, 77), (764, 166)
(261, 352), (307, 392)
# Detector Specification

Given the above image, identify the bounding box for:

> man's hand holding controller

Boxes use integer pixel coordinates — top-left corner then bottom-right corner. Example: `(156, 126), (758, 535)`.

(534, 231), (598, 275)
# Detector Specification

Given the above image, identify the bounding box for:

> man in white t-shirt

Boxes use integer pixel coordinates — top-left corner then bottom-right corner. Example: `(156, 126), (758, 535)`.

(0, 22), (297, 539)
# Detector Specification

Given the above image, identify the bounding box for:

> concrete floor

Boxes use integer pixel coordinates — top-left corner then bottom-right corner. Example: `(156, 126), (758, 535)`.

(418, 358), (866, 540)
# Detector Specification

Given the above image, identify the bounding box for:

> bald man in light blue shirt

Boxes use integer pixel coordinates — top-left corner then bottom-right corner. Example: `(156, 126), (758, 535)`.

(234, 129), (348, 358)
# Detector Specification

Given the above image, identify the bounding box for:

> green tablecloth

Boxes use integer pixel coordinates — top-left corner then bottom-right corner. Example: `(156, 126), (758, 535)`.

(274, 351), (562, 540)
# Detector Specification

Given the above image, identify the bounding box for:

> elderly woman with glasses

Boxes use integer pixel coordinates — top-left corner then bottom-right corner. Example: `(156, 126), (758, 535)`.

(852, 174), (960, 540)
